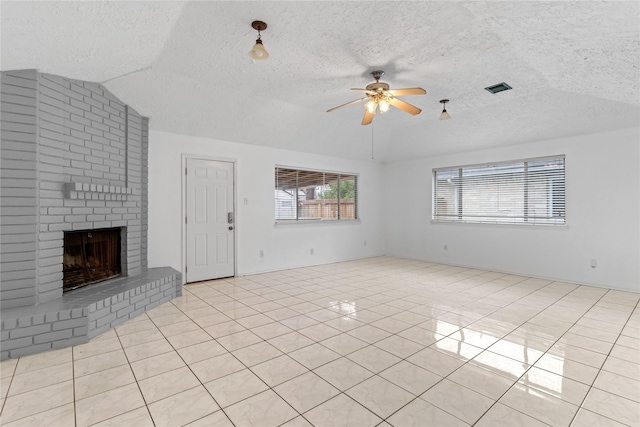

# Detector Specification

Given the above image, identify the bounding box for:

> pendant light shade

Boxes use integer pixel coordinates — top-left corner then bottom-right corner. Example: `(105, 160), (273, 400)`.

(439, 110), (451, 120)
(439, 99), (451, 120)
(249, 39), (269, 60)
(249, 21), (269, 61)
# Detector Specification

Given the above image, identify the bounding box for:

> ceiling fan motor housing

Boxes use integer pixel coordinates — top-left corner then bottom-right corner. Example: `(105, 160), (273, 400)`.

(365, 82), (390, 92)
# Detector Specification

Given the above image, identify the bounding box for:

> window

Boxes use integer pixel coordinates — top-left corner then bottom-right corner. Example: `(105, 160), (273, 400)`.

(433, 155), (565, 225)
(275, 167), (358, 221)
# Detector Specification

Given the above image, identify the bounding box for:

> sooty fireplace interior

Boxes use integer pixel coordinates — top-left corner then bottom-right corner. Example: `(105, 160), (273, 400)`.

(63, 228), (122, 292)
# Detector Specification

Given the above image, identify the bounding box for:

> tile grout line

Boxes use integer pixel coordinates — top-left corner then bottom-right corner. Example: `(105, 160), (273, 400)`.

(186, 276), (420, 425)
(207, 284), (371, 426)
(72, 344), (77, 427)
(205, 267), (569, 426)
(470, 280), (620, 426)
(564, 295), (640, 427)
(218, 264), (636, 424)
(378, 280), (556, 426)
(105, 315), (157, 427)
(470, 283), (632, 426)
(149, 291), (241, 426)
(152, 285), (337, 425)
(380, 276), (602, 426)
(257, 269), (542, 424)
(0, 351), (74, 425)
(463, 280), (602, 426)
(0, 360), (18, 420)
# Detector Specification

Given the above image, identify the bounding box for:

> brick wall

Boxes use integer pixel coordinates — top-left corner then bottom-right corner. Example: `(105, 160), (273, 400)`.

(1, 70), (39, 309)
(0, 70), (149, 309)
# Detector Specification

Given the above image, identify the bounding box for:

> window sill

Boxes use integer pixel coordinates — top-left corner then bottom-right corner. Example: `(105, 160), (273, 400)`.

(430, 219), (567, 228)
(275, 219), (361, 227)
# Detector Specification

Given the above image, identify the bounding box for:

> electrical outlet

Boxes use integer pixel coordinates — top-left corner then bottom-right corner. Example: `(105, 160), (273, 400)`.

(310, 248), (314, 255)
(244, 198), (249, 205)
(444, 244), (448, 251)
(590, 259), (597, 268)
(259, 250), (264, 258)
(364, 240), (367, 246)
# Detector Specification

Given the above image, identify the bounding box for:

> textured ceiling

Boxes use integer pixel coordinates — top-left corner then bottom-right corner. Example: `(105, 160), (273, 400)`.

(2, 1), (639, 163)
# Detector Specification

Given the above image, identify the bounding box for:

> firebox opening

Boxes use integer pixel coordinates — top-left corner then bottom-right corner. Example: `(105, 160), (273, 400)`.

(63, 228), (122, 293)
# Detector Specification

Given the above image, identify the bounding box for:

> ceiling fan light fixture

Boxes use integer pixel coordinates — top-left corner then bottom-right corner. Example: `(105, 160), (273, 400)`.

(327, 70), (426, 125)
(439, 99), (451, 120)
(365, 100), (377, 114)
(249, 21), (269, 60)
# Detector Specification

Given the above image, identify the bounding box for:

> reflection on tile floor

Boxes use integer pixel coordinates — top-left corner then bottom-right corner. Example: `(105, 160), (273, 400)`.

(1, 257), (639, 426)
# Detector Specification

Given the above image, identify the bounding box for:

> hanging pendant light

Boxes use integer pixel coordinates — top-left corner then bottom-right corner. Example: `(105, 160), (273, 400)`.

(249, 21), (269, 60)
(439, 99), (451, 120)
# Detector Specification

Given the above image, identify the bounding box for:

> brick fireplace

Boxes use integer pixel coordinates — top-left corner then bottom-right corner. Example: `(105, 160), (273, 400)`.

(0, 70), (181, 360)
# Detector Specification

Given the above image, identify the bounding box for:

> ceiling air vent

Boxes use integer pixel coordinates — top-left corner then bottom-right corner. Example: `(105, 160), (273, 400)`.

(484, 82), (512, 94)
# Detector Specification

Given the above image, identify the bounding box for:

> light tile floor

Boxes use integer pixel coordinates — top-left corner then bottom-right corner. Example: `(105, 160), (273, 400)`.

(1, 257), (639, 426)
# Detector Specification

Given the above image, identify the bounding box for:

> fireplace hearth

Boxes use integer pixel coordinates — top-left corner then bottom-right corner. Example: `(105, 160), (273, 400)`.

(63, 228), (122, 292)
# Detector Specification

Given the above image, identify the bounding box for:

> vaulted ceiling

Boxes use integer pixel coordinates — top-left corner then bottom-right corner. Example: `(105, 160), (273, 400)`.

(2, 1), (639, 162)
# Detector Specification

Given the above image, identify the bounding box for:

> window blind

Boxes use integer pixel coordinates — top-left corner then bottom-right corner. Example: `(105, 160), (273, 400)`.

(275, 167), (358, 221)
(433, 155), (565, 225)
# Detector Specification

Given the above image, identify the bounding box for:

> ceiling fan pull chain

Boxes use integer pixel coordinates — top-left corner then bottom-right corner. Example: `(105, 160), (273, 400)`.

(371, 121), (375, 160)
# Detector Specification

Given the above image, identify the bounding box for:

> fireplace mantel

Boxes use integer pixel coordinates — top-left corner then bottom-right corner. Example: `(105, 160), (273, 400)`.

(64, 181), (138, 201)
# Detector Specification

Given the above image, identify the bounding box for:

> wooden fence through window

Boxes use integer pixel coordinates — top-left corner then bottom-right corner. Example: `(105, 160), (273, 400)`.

(298, 198), (355, 219)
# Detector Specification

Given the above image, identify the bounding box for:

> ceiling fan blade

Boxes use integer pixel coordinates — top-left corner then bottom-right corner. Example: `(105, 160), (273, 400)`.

(389, 87), (426, 96)
(389, 97), (422, 115)
(326, 97), (367, 113)
(362, 110), (374, 125)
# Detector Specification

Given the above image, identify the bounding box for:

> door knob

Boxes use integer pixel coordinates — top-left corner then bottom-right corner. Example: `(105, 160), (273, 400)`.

(228, 226), (234, 230)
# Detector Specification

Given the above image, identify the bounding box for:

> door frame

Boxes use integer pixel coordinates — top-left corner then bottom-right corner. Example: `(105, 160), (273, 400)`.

(181, 153), (238, 284)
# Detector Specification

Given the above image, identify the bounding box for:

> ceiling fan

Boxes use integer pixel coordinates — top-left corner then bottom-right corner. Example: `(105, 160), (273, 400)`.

(327, 70), (426, 125)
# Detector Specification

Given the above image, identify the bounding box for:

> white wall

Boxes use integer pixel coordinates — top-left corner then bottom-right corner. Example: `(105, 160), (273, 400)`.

(383, 127), (640, 292)
(148, 127), (639, 292)
(147, 130), (385, 279)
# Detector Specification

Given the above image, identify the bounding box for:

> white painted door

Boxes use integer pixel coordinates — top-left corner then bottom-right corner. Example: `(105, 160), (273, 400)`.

(186, 158), (235, 282)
